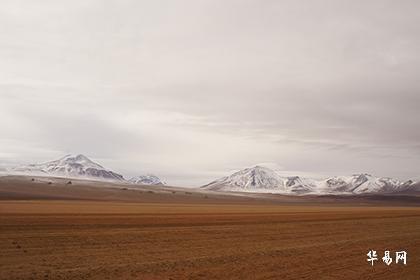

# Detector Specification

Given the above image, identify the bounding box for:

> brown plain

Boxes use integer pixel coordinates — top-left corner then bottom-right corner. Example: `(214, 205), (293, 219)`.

(1, 176), (420, 279)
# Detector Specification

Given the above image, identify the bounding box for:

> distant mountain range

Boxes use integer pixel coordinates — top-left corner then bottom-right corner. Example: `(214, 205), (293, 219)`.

(202, 165), (418, 195)
(6, 154), (164, 186)
(3, 156), (419, 195)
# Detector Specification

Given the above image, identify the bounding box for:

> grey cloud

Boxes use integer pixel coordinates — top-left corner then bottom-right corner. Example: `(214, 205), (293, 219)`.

(1, 0), (420, 185)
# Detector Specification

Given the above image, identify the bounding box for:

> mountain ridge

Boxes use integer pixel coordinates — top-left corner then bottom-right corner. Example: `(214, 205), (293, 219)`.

(3, 156), (418, 194)
(202, 166), (416, 195)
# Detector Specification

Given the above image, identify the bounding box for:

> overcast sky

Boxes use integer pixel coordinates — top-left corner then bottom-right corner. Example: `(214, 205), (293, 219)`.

(1, 0), (419, 186)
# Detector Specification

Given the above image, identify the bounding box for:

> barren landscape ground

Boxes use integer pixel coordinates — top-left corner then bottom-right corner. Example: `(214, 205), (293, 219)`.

(1, 176), (420, 280)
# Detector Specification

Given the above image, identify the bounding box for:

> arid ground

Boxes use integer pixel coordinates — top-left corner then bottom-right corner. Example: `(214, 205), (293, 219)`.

(1, 176), (420, 279)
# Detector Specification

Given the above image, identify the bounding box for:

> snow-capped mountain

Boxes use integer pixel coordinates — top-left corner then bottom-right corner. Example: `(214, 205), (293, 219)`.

(10, 154), (124, 181)
(202, 166), (287, 192)
(129, 175), (165, 185)
(319, 174), (412, 194)
(202, 166), (317, 194)
(202, 166), (414, 195)
(397, 181), (420, 194)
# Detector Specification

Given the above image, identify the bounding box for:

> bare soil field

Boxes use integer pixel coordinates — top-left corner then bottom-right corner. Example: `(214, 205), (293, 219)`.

(1, 176), (420, 279)
(2, 201), (420, 280)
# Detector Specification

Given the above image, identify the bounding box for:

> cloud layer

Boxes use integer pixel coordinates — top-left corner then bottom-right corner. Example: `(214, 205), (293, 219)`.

(1, 0), (420, 185)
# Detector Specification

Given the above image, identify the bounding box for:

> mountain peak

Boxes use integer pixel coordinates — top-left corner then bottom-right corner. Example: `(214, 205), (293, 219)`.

(252, 165), (268, 169)
(56, 154), (104, 170)
(61, 154), (94, 162)
(203, 165), (294, 192)
(70, 154), (88, 160)
(352, 173), (373, 178)
(11, 154), (123, 181)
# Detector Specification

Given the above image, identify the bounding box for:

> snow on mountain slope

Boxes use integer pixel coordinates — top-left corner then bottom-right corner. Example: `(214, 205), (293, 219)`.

(202, 166), (286, 192)
(129, 175), (165, 185)
(202, 166), (317, 194)
(203, 166), (413, 195)
(397, 181), (420, 194)
(319, 174), (412, 194)
(10, 154), (124, 181)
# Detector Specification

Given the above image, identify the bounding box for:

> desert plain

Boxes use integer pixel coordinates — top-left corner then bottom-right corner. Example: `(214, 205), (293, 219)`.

(1, 176), (420, 280)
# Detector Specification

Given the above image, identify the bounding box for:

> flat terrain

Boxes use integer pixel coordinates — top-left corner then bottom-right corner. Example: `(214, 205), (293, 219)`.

(1, 176), (420, 279)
